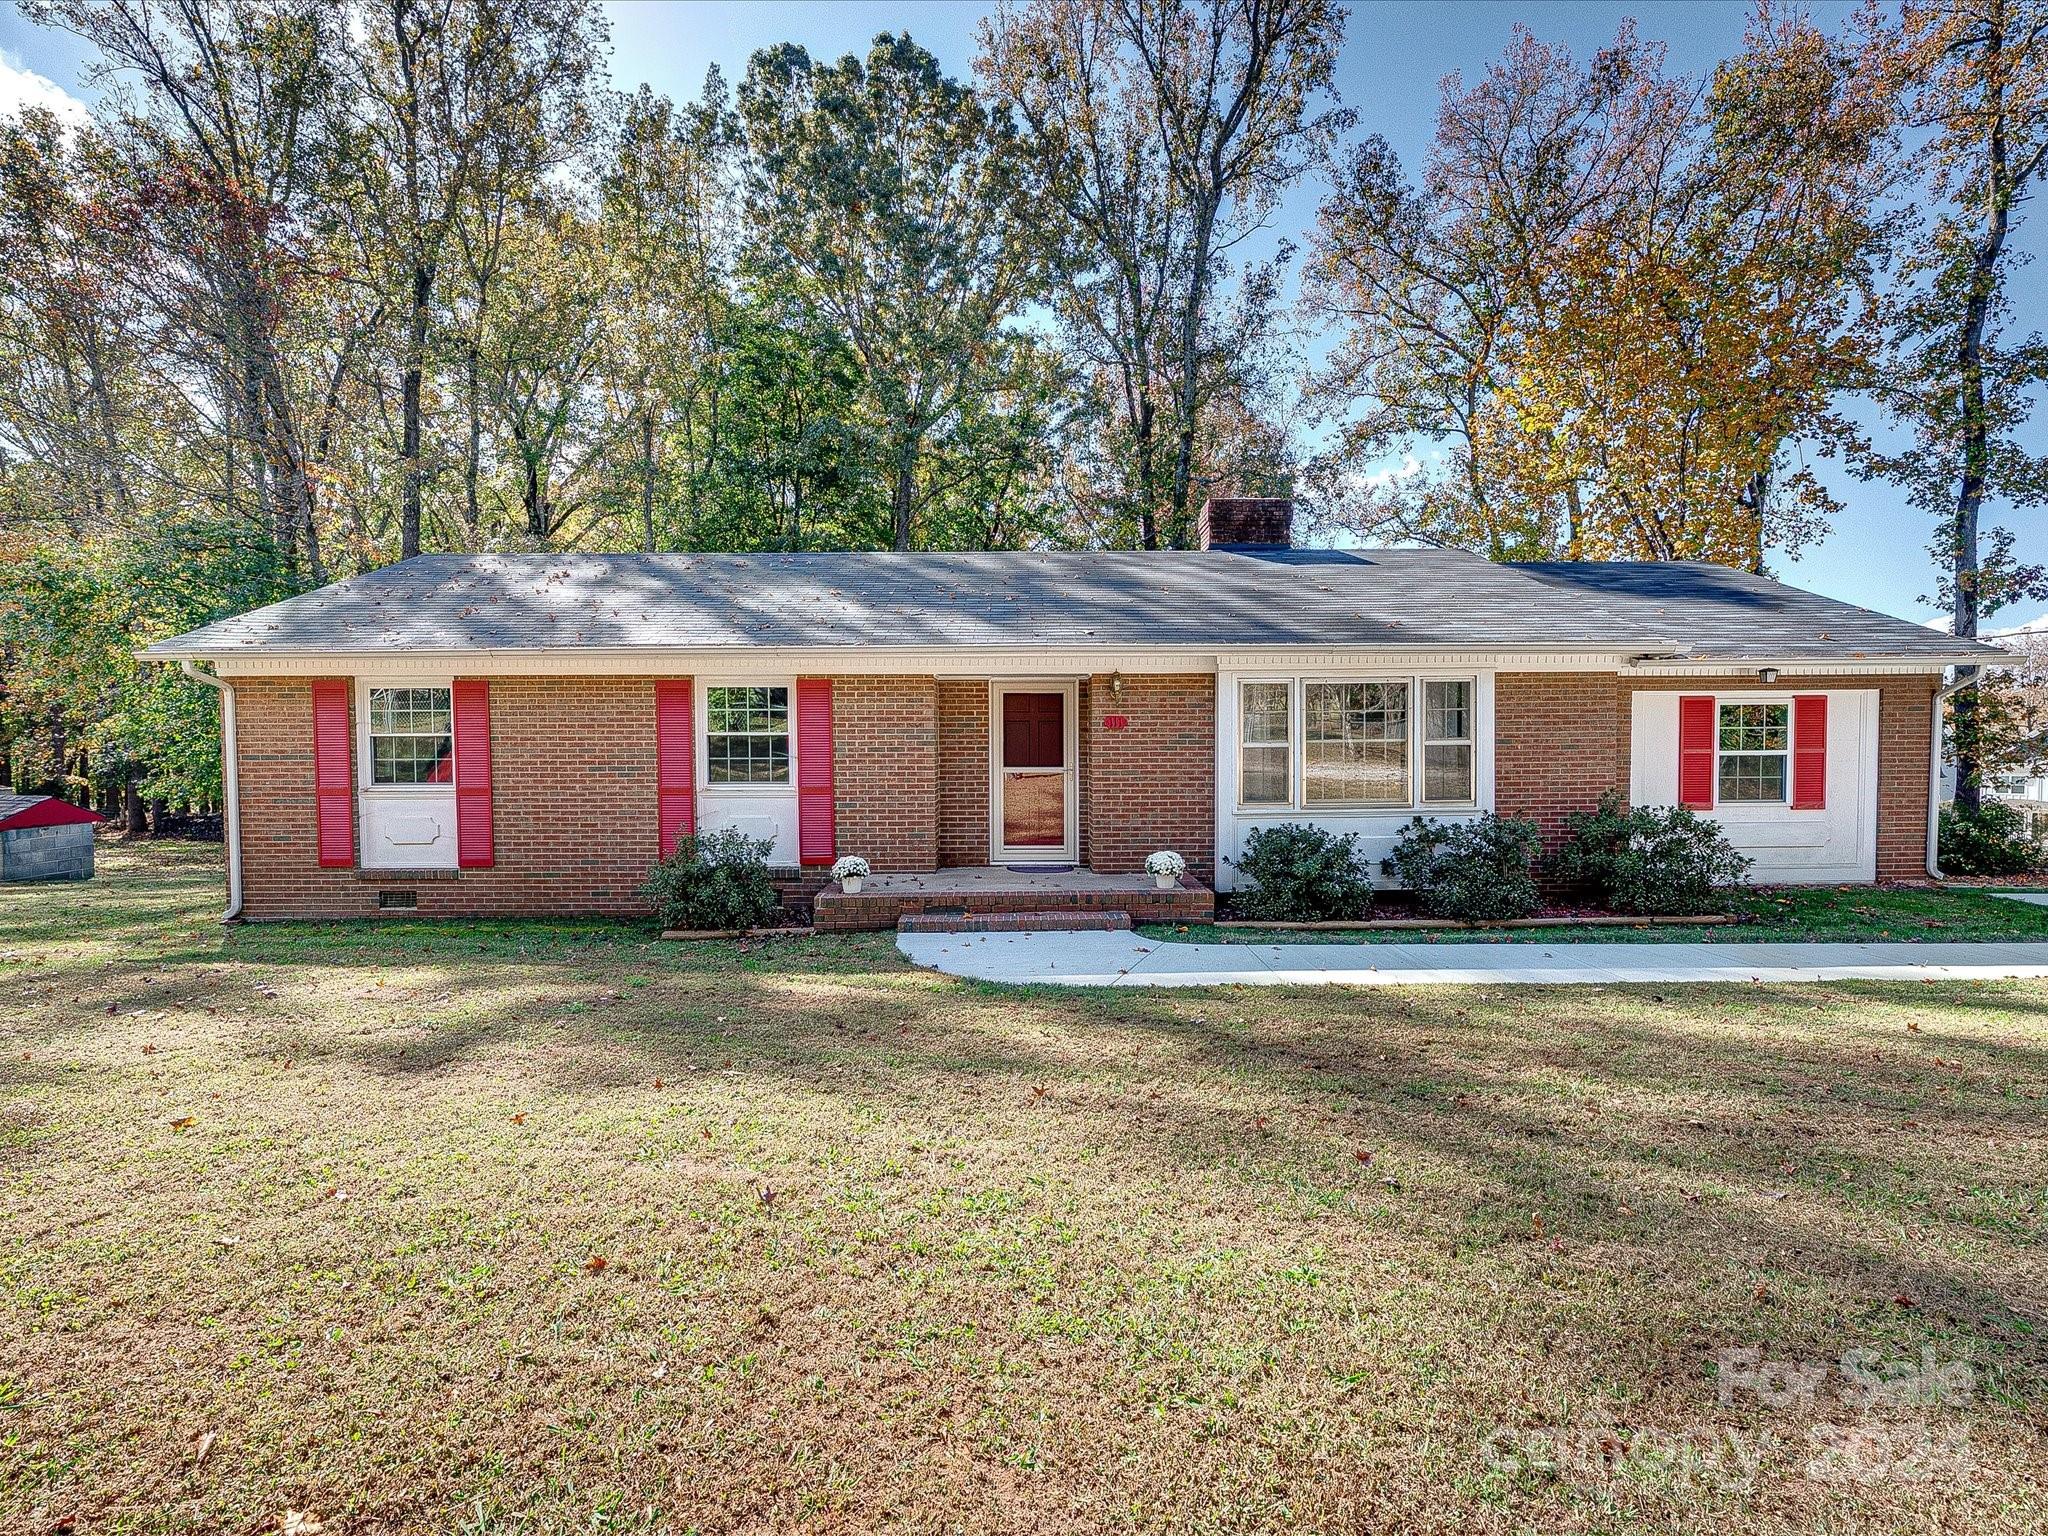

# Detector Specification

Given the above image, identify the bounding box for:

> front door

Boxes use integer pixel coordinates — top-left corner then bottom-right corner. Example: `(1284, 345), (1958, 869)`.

(993, 685), (1076, 863)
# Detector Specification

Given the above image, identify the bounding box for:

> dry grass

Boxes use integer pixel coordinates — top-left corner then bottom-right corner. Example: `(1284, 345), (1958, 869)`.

(2, 841), (2044, 1535)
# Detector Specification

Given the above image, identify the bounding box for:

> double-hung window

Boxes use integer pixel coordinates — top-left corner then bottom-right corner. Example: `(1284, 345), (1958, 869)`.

(1421, 680), (1475, 803)
(705, 685), (790, 785)
(1239, 682), (1292, 806)
(1717, 702), (1789, 803)
(367, 687), (452, 785)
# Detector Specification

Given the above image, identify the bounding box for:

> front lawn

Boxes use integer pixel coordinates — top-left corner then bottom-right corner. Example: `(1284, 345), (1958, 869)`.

(1147, 884), (2048, 945)
(3, 842), (2044, 1533)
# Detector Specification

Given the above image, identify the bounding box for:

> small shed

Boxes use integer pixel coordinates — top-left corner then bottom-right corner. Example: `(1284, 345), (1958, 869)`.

(0, 794), (107, 882)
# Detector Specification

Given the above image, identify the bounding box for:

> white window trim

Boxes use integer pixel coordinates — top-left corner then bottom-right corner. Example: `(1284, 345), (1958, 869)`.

(699, 679), (796, 797)
(1232, 674), (1482, 814)
(356, 677), (456, 796)
(1236, 676), (1295, 810)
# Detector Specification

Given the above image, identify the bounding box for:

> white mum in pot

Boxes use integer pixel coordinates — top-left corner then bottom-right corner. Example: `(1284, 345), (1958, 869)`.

(831, 855), (870, 893)
(1145, 850), (1186, 889)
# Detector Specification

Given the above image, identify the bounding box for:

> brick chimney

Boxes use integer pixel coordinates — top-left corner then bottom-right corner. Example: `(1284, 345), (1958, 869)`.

(1197, 495), (1293, 550)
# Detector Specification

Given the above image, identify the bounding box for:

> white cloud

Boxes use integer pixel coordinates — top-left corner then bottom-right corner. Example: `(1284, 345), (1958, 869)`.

(0, 52), (90, 127)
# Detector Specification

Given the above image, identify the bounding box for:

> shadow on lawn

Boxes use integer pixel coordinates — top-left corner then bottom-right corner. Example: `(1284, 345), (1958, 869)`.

(11, 857), (2046, 1419)
(180, 939), (2048, 1368)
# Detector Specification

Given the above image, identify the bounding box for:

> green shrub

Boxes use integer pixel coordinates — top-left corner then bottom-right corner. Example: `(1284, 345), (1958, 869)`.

(1383, 813), (1544, 923)
(1547, 793), (1751, 915)
(640, 828), (780, 931)
(1230, 823), (1373, 921)
(1939, 801), (2045, 877)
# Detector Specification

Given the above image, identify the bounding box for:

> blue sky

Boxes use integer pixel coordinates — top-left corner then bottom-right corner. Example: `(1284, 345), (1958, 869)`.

(3, 0), (2040, 630)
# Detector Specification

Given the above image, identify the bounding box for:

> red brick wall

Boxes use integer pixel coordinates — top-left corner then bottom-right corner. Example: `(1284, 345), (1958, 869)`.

(935, 680), (989, 867)
(1084, 673), (1215, 879)
(1497, 671), (1938, 881)
(234, 675), (664, 920)
(830, 675), (937, 871)
(1494, 673), (1626, 849)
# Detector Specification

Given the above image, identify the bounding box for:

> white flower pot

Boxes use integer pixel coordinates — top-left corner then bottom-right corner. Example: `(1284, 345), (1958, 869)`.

(841, 875), (864, 894)
(1153, 872), (1177, 890)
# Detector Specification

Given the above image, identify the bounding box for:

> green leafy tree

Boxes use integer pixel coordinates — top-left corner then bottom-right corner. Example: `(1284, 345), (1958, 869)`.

(738, 33), (1053, 550)
(1859, 0), (2048, 810)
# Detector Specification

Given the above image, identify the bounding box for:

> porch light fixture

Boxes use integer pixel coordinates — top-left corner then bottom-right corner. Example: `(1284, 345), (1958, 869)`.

(1109, 671), (1124, 700)
(1758, 667), (1780, 685)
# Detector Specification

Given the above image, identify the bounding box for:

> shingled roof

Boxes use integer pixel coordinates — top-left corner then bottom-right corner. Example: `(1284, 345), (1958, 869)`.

(144, 549), (2002, 665)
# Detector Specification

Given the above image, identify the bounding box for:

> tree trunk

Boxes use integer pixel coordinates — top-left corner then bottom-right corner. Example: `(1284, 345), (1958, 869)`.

(1136, 393), (1158, 551)
(401, 261), (433, 560)
(1949, 69), (2013, 815)
(124, 773), (146, 835)
(464, 345), (483, 550)
(640, 407), (657, 553)
(891, 438), (917, 551)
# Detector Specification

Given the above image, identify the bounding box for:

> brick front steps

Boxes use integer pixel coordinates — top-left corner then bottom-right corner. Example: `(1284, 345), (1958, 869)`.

(898, 911), (1133, 934)
(813, 872), (1213, 933)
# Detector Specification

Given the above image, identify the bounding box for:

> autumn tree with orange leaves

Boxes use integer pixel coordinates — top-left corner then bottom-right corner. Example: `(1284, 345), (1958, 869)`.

(1307, 12), (1895, 569)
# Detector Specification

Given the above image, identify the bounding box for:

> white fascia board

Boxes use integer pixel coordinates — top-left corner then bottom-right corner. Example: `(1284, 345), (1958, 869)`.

(1622, 658), (1988, 677)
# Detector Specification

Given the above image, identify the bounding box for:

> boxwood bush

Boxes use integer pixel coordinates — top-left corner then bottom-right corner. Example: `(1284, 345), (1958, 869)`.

(641, 827), (780, 931)
(1383, 813), (1544, 923)
(1546, 793), (1750, 916)
(1939, 801), (2045, 876)
(1230, 823), (1373, 921)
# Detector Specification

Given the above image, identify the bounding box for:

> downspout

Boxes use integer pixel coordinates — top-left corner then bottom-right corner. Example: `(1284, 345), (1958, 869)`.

(180, 659), (243, 921)
(1926, 672), (1982, 880)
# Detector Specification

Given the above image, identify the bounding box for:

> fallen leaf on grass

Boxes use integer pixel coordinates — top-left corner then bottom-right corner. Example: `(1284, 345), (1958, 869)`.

(584, 1255), (608, 1273)
(509, 1113), (526, 1125)
(1353, 1149), (1374, 1165)
(280, 1512), (322, 1536)
(169, 1116), (197, 1131)
(189, 1429), (215, 1466)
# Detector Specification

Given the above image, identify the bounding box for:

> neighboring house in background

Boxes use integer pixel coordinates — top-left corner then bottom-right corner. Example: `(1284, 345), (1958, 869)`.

(1978, 617), (2048, 838)
(145, 498), (2007, 927)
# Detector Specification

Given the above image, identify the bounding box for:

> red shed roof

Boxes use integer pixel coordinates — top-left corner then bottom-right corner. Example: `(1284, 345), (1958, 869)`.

(0, 794), (107, 830)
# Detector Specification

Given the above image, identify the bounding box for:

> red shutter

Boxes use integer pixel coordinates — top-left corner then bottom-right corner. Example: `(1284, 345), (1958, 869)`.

(1678, 695), (1716, 810)
(452, 679), (494, 868)
(310, 679), (354, 868)
(796, 677), (836, 866)
(654, 679), (696, 856)
(1791, 694), (1827, 810)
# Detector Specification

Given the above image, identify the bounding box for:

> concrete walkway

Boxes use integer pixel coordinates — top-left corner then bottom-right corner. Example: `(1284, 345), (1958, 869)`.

(895, 929), (2048, 988)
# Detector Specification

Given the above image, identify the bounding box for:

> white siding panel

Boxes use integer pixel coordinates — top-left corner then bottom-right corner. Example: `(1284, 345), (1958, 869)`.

(1631, 689), (1878, 884)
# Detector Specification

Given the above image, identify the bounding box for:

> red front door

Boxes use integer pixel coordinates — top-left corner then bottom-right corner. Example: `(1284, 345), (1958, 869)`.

(997, 689), (1070, 855)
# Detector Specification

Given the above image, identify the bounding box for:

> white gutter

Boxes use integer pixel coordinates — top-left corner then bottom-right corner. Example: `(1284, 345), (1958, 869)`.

(179, 659), (243, 922)
(1926, 671), (1984, 880)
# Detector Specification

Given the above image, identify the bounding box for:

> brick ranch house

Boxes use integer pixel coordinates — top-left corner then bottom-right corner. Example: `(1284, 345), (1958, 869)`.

(146, 499), (2004, 929)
